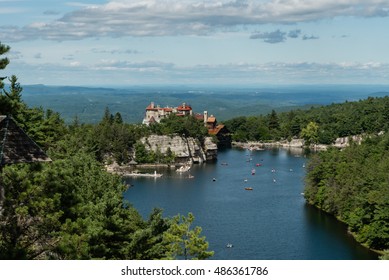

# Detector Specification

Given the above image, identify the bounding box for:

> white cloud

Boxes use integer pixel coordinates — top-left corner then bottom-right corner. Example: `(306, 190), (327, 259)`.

(90, 48), (140, 55)
(2, 0), (389, 41)
(69, 61), (81, 67)
(93, 60), (175, 72)
(9, 59), (389, 85)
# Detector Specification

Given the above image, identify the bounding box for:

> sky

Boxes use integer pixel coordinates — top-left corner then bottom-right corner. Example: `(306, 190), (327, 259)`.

(1, 0), (389, 86)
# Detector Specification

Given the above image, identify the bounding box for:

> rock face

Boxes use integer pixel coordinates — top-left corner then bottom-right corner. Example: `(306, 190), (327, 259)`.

(140, 135), (217, 164)
(333, 135), (363, 148)
(203, 137), (218, 161)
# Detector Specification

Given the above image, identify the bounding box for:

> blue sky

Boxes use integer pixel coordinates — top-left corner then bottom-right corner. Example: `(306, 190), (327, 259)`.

(1, 0), (389, 86)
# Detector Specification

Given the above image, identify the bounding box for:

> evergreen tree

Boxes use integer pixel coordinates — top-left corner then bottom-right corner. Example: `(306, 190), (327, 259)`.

(0, 43), (215, 260)
(305, 134), (389, 251)
(114, 112), (123, 124)
(0, 75), (23, 116)
(0, 42), (10, 89)
(0, 163), (64, 259)
(268, 109), (280, 131)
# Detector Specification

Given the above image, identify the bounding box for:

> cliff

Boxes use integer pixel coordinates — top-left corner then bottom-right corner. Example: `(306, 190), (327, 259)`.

(232, 133), (379, 151)
(140, 135), (217, 164)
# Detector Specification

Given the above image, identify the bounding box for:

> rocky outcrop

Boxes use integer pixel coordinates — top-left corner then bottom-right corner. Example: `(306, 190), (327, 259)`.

(232, 133), (381, 151)
(333, 135), (363, 148)
(203, 137), (218, 161)
(232, 139), (305, 149)
(140, 135), (217, 164)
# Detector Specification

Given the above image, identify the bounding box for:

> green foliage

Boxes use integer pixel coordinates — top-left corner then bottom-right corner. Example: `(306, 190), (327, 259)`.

(0, 44), (213, 260)
(268, 109), (280, 131)
(305, 134), (389, 251)
(225, 96), (389, 144)
(0, 163), (63, 259)
(0, 76), (67, 150)
(0, 75), (23, 115)
(380, 250), (389, 260)
(134, 142), (155, 164)
(63, 107), (150, 165)
(0, 42), (10, 89)
(133, 142), (175, 164)
(0, 152), (213, 260)
(163, 213), (214, 260)
(155, 114), (208, 141)
(224, 116), (270, 142)
(301, 121), (319, 146)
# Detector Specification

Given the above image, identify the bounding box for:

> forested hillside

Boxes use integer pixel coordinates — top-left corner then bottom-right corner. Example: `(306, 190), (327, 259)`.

(0, 42), (213, 260)
(2, 41), (388, 259)
(224, 89), (389, 258)
(304, 135), (389, 258)
(21, 84), (389, 124)
(225, 96), (389, 144)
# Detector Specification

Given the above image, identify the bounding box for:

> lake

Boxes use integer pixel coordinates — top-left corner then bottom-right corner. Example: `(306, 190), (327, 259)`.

(123, 148), (378, 260)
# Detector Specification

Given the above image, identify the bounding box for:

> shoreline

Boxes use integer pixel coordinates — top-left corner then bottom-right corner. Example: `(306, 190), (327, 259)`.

(306, 202), (384, 258)
(123, 171), (163, 178)
(231, 140), (329, 151)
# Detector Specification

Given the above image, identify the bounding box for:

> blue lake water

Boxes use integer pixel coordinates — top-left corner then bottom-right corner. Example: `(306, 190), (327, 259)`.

(123, 148), (378, 260)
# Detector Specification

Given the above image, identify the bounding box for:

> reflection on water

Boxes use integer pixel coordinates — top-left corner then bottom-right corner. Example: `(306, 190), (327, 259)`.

(123, 148), (378, 260)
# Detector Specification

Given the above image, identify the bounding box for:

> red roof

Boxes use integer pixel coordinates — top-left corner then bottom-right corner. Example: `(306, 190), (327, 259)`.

(208, 124), (225, 135)
(177, 104), (192, 111)
(146, 103), (174, 112)
(195, 113), (204, 120)
(146, 104), (158, 111)
(207, 116), (216, 123)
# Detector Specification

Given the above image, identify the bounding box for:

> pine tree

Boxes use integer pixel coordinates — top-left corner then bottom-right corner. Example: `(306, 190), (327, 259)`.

(0, 42), (10, 88)
(268, 109), (280, 130)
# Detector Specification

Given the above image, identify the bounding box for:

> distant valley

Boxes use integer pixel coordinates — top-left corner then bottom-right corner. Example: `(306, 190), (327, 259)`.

(21, 84), (389, 124)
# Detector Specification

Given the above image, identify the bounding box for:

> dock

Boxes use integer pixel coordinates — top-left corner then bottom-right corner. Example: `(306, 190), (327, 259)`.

(123, 171), (163, 178)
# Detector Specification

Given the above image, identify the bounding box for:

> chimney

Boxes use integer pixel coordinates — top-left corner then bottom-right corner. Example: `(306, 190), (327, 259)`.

(204, 111), (208, 124)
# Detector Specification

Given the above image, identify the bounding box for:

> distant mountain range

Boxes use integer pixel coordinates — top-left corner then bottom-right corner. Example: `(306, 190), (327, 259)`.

(20, 84), (389, 124)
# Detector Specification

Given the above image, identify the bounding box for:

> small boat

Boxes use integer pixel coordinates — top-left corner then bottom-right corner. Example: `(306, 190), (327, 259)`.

(226, 243), (233, 248)
(212, 178), (217, 181)
(245, 187), (253, 191)
(221, 162), (228, 166)
(188, 174), (194, 179)
(244, 179), (248, 182)
(251, 168), (256, 175)
(256, 163), (262, 167)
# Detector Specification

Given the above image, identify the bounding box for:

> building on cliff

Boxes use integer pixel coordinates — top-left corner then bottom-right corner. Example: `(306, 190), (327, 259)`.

(142, 102), (227, 147)
(195, 111), (231, 147)
(142, 102), (192, 125)
(142, 102), (231, 147)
